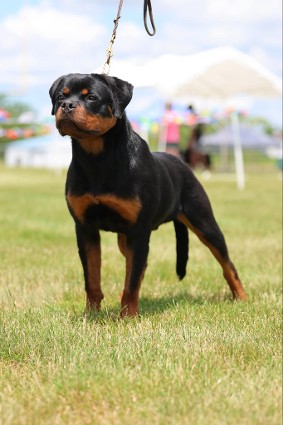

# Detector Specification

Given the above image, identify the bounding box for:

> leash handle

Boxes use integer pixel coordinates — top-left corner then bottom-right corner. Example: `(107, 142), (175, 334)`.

(144, 0), (156, 36)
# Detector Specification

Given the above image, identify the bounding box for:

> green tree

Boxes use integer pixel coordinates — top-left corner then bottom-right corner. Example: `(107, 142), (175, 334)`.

(0, 94), (33, 119)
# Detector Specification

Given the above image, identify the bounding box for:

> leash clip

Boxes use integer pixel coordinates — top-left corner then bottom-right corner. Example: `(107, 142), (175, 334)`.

(102, 62), (111, 76)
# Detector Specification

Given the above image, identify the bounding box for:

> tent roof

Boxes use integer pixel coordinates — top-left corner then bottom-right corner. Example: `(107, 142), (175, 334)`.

(105, 46), (282, 100)
(171, 47), (282, 99)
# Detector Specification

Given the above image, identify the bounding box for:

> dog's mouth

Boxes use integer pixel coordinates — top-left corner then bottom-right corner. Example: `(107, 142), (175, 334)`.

(56, 117), (100, 138)
(55, 107), (117, 139)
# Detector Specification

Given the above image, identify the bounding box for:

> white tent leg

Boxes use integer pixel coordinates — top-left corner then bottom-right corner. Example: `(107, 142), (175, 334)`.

(158, 124), (167, 152)
(231, 112), (245, 190)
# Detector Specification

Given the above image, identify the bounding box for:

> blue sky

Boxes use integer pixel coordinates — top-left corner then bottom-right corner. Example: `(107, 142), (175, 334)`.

(0, 0), (282, 125)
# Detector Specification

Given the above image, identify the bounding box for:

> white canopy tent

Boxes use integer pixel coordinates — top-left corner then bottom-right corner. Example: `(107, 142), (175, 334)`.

(104, 47), (282, 189)
(153, 47), (282, 189)
(104, 46), (282, 99)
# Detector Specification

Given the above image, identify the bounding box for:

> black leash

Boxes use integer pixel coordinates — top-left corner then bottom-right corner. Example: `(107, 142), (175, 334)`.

(103, 0), (156, 75)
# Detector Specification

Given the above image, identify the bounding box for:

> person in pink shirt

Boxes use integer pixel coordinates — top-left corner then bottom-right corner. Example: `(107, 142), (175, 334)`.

(163, 103), (180, 156)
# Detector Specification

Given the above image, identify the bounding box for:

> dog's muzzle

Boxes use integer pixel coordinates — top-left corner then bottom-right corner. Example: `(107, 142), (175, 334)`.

(60, 100), (78, 114)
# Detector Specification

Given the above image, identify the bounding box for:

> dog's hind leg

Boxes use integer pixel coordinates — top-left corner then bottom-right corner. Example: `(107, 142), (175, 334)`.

(178, 182), (247, 300)
(120, 230), (150, 317)
(118, 233), (127, 257)
(173, 220), (189, 280)
(76, 225), (104, 310)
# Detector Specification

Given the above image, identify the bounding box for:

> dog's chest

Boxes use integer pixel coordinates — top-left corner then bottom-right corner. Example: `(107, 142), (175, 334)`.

(66, 193), (141, 229)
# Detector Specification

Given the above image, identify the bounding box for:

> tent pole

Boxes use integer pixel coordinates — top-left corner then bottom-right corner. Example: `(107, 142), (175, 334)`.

(158, 123), (166, 152)
(231, 112), (245, 190)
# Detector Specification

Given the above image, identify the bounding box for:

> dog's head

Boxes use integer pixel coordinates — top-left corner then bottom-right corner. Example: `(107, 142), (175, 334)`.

(49, 73), (133, 139)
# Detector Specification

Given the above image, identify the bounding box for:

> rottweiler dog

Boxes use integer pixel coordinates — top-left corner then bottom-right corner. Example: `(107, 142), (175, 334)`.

(49, 73), (247, 317)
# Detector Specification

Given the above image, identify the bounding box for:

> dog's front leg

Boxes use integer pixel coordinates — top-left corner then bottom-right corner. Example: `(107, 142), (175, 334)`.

(120, 230), (150, 317)
(76, 224), (104, 311)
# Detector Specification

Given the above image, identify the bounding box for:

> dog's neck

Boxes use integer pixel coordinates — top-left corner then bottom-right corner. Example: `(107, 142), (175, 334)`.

(70, 113), (132, 165)
(68, 114), (137, 193)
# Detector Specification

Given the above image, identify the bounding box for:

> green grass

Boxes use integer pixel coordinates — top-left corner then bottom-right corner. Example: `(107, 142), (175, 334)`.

(0, 164), (282, 425)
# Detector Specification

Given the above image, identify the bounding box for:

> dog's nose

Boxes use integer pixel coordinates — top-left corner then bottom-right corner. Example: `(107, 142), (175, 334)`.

(61, 100), (77, 113)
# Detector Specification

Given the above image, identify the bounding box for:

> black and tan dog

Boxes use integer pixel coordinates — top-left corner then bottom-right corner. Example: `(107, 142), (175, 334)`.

(49, 73), (247, 317)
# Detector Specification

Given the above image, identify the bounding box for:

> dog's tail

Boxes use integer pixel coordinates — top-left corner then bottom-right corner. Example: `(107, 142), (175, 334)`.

(173, 220), (189, 280)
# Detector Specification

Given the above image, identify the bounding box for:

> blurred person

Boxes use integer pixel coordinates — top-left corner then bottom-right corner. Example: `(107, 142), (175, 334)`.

(162, 102), (180, 156)
(183, 105), (211, 170)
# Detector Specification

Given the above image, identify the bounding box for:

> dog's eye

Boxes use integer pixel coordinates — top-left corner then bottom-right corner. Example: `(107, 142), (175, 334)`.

(87, 95), (98, 101)
(57, 94), (65, 101)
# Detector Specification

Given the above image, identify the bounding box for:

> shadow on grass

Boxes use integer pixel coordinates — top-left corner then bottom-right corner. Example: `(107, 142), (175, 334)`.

(72, 290), (234, 324)
(139, 291), (233, 316)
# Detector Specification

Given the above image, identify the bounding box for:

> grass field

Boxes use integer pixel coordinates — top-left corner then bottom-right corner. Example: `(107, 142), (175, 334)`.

(0, 163), (282, 425)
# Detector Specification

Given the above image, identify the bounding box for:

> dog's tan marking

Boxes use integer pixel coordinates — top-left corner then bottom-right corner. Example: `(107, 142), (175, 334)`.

(117, 234), (146, 317)
(176, 213), (247, 300)
(118, 233), (127, 257)
(63, 87), (70, 95)
(85, 242), (103, 310)
(67, 194), (141, 224)
(74, 106), (117, 135)
(56, 105), (117, 139)
(121, 254), (146, 317)
(81, 88), (88, 95)
(78, 136), (104, 156)
(70, 105), (117, 134)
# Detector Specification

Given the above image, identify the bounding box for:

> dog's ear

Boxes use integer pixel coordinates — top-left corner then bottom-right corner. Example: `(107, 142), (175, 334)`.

(49, 76), (65, 115)
(92, 74), (133, 119)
